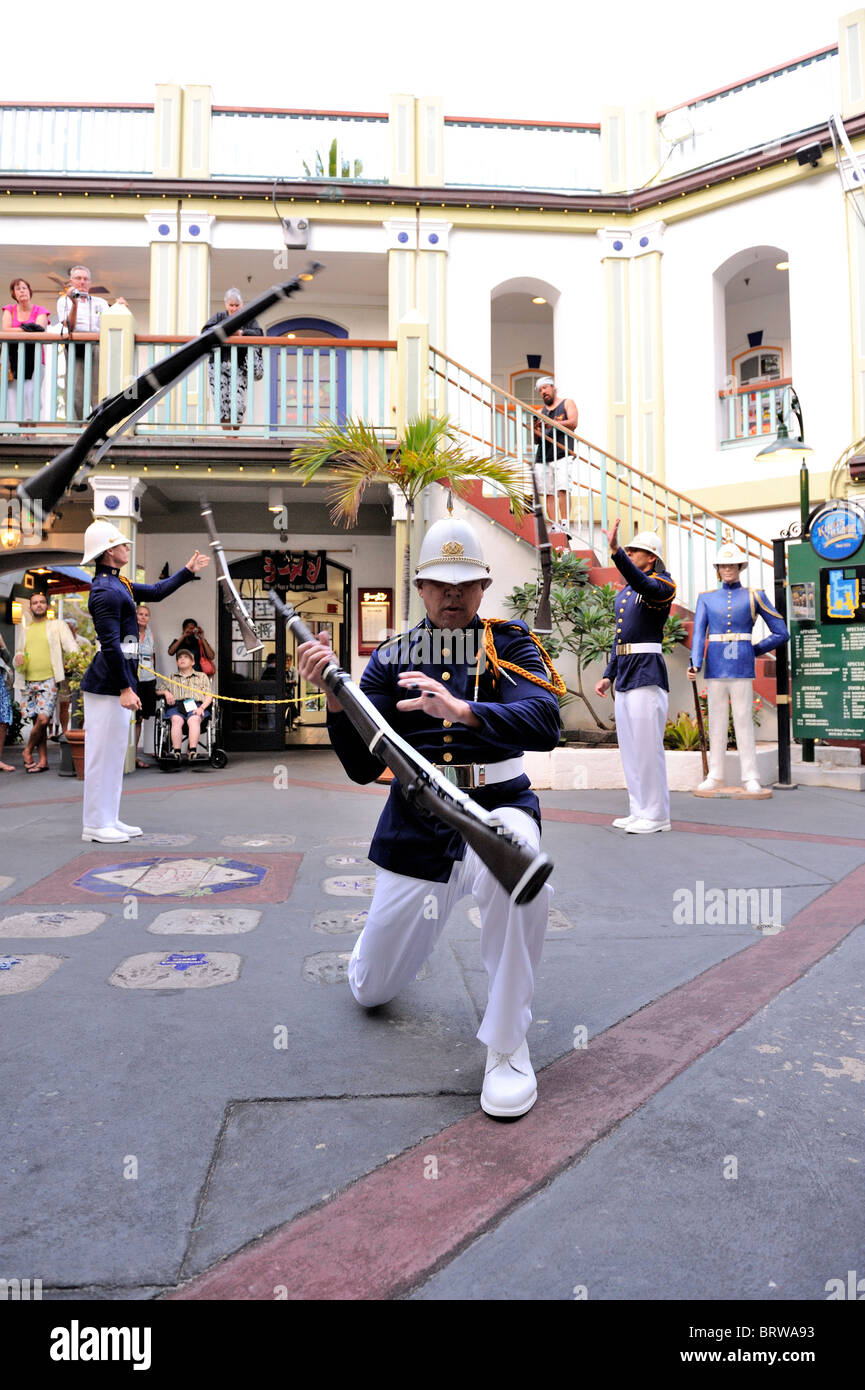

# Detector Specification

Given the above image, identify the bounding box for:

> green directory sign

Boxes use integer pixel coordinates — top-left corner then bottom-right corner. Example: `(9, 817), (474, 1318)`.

(788, 516), (865, 742)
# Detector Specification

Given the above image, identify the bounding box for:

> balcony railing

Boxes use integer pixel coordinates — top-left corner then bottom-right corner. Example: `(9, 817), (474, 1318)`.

(659, 47), (838, 181)
(0, 103), (153, 175)
(430, 347), (775, 611)
(719, 379), (791, 444)
(0, 334), (397, 439)
(210, 108), (389, 182)
(443, 118), (601, 193)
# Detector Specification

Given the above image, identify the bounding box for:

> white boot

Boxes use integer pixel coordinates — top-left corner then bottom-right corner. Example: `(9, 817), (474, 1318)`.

(697, 776), (722, 792)
(612, 814), (636, 829)
(115, 820), (143, 837)
(481, 1038), (537, 1118)
(82, 826), (130, 843)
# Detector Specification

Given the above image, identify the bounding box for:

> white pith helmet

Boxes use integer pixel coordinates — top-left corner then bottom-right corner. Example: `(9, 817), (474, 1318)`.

(414, 518), (492, 589)
(81, 519), (129, 565)
(627, 530), (664, 564)
(714, 542), (748, 570)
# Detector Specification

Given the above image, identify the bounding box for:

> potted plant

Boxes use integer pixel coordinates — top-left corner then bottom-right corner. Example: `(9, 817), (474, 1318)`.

(58, 639), (94, 779)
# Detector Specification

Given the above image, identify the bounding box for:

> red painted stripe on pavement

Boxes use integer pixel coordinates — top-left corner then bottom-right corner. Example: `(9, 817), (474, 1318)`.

(167, 865), (865, 1302)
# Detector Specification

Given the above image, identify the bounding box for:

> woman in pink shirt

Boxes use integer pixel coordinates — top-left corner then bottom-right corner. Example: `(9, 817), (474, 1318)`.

(2, 278), (49, 422)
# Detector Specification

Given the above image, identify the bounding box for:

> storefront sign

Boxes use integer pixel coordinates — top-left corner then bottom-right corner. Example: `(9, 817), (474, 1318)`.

(810, 503), (865, 561)
(789, 542), (865, 741)
(262, 550), (328, 592)
(358, 588), (393, 653)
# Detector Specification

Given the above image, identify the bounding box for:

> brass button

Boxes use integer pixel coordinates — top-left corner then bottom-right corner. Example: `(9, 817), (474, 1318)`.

(443, 752), (453, 763)
(441, 648), (451, 659)
(443, 734), (453, 743)
(443, 719), (452, 728)
(442, 671), (451, 681)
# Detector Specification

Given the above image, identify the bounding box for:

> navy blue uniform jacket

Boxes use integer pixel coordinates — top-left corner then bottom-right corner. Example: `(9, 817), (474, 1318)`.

(327, 616), (562, 882)
(80, 564), (196, 697)
(602, 547), (676, 692)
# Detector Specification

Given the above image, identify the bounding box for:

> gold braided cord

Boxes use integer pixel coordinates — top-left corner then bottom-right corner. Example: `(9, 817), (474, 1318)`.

(138, 667), (325, 709)
(480, 620), (566, 697)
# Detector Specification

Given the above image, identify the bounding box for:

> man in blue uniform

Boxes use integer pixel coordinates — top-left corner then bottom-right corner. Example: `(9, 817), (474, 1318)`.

(297, 518), (562, 1119)
(688, 542), (789, 794)
(79, 520), (209, 842)
(595, 519), (677, 833)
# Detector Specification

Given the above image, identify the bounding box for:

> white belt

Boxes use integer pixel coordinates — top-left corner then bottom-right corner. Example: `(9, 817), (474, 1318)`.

(708, 633), (752, 642)
(615, 642), (662, 656)
(120, 638), (140, 657)
(434, 756), (524, 789)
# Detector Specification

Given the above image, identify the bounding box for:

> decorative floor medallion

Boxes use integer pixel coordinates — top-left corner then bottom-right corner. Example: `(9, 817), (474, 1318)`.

(11, 853), (301, 905)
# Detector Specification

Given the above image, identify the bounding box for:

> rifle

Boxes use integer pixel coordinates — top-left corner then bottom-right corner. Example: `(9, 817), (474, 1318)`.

(691, 676), (709, 779)
(17, 267), (323, 521)
(267, 589), (554, 905)
(199, 499), (262, 656)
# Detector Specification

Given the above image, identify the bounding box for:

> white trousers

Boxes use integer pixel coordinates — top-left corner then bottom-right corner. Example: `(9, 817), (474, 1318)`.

(707, 678), (759, 784)
(615, 684), (670, 822)
(348, 806), (549, 1056)
(82, 693), (132, 830)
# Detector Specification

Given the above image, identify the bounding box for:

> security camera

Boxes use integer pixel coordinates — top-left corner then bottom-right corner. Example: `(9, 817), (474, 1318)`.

(796, 141), (823, 168)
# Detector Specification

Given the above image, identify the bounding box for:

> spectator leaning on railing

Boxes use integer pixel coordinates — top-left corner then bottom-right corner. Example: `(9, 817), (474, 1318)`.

(202, 288), (263, 430)
(2, 278), (49, 422)
(56, 265), (128, 420)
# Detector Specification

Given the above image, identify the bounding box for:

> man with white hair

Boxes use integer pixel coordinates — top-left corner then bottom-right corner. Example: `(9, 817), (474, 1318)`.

(595, 518), (677, 833)
(688, 543), (789, 795)
(56, 265), (128, 419)
(298, 516), (562, 1120)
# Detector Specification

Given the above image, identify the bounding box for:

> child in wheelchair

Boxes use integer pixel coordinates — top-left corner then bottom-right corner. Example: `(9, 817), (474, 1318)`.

(156, 646), (213, 762)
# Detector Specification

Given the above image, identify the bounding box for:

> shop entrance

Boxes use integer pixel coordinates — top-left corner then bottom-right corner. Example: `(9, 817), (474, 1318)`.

(219, 553), (350, 751)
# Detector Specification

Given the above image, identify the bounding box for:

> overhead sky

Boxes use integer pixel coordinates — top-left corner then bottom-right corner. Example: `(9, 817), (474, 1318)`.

(11, 0), (839, 120)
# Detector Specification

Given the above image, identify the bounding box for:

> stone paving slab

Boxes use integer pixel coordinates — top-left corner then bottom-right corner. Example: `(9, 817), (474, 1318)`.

(0, 952), (65, 993)
(0, 911), (105, 937)
(109, 951), (243, 989)
(413, 924), (865, 1302)
(147, 909), (261, 935)
(183, 1095), (477, 1278)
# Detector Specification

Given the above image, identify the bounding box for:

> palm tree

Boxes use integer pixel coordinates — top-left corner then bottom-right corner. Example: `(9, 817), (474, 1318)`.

(290, 415), (528, 622)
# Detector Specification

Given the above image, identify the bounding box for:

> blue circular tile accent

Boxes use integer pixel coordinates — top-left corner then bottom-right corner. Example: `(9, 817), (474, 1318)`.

(104, 495), (120, 511)
(639, 235), (649, 247)
(397, 231), (409, 244)
(189, 224), (201, 237)
(613, 240), (623, 251)
(428, 233), (439, 244)
(158, 223), (170, 237)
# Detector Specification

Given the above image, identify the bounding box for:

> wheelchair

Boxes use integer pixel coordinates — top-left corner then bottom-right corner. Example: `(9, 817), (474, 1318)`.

(153, 693), (228, 771)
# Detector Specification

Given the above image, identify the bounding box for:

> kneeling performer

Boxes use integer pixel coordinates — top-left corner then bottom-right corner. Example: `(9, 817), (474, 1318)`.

(298, 518), (562, 1119)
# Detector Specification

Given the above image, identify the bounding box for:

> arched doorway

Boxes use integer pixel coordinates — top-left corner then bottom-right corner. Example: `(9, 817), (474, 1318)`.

(714, 246), (791, 444)
(266, 316), (348, 432)
(218, 552), (350, 750)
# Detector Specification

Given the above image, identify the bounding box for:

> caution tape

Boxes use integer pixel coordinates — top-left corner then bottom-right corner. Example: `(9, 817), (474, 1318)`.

(139, 666), (326, 709)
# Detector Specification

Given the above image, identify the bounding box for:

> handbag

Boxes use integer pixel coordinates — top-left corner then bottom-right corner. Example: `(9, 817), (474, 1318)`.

(200, 656), (215, 677)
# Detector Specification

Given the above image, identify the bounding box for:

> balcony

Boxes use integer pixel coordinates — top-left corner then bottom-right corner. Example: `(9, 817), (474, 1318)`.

(0, 333), (396, 452)
(718, 378), (792, 446)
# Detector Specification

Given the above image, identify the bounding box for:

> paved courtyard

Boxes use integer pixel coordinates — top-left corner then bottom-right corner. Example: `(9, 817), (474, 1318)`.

(1, 746), (863, 1318)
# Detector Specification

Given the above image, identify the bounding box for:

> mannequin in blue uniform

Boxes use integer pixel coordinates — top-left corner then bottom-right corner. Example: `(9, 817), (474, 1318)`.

(688, 542), (789, 794)
(595, 519), (677, 833)
(79, 520), (209, 843)
(297, 517), (562, 1120)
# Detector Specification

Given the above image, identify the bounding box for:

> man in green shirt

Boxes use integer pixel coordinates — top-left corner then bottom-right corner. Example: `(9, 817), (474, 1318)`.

(14, 592), (77, 772)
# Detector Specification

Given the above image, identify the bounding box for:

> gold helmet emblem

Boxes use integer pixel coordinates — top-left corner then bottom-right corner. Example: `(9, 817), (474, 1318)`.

(441, 541), (465, 558)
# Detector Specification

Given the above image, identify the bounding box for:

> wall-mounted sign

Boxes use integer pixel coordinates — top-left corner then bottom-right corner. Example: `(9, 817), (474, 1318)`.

(358, 588), (393, 654)
(810, 503), (865, 562)
(262, 550), (328, 592)
(789, 542), (865, 742)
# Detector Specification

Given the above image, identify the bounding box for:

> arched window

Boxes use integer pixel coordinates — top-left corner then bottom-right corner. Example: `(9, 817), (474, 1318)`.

(714, 247), (791, 444)
(266, 317), (348, 433)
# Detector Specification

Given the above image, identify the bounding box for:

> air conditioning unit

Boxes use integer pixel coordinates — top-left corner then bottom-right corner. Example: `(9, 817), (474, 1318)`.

(281, 218), (310, 249)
